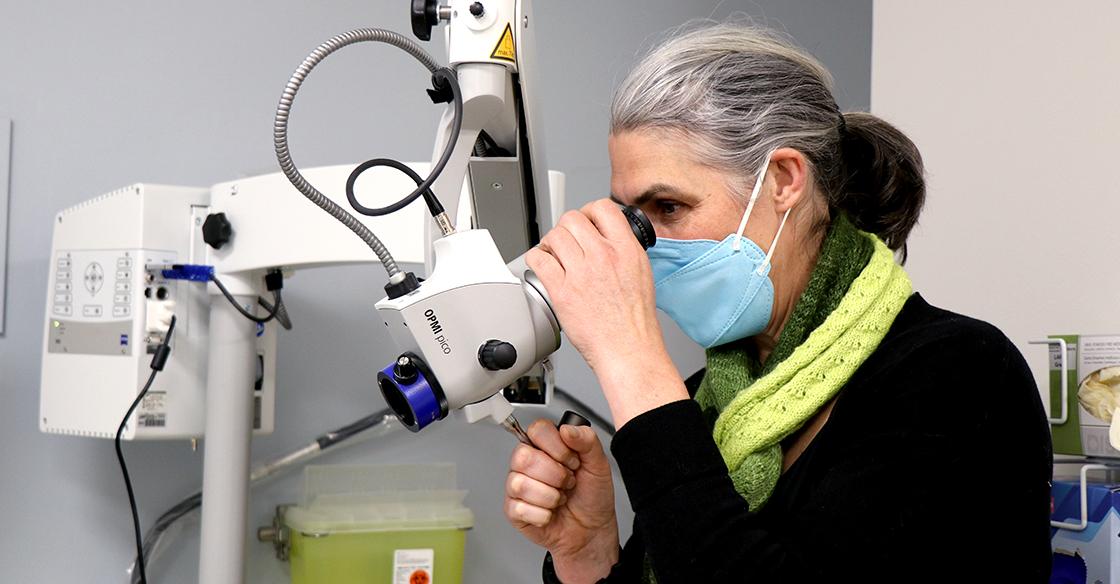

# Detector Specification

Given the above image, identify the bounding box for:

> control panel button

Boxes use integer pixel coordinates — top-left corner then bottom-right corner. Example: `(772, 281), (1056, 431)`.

(53, 305), (72, 316)
(83, 305), (103, 317)
(84, 263), (105, 296)
(57, 258), (71, 269)
(112, 306), (131, 317)
(55, 282), (72, 292)
(57, 270), (71, 281)
(117, 257), (133, 268)
(54, 293), (72, 304)
(115, 281), (131, 292)
(116, 270), (132, 280)
(114, 293), (131, 304)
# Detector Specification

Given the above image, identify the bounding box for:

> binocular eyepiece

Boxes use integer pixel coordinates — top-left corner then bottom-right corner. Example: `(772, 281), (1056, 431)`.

(621, 205), (656, 250)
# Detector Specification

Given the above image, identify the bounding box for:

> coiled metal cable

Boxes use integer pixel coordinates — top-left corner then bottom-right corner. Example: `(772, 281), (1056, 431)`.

(274, 28), (442, 279)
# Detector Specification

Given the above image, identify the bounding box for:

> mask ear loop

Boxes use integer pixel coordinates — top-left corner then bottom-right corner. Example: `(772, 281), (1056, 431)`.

(732, 151), (776, 252)
(756, 208), (791, 275)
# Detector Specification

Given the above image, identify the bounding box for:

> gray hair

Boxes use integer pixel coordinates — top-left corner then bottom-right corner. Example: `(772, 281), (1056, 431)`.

(611, 23), (925, 258)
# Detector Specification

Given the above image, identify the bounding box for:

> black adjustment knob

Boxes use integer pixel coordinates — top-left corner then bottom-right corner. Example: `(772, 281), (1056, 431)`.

(411, 0), (440, 41)
(384, 271), (421, 300)
(202, 212), (233, 250)
(557, 410), (591, 428)
(478, 340), (517, 371)
(393, 355), (418, 384)
(621, 206), (656, 249)
(469, 2), (485, 16)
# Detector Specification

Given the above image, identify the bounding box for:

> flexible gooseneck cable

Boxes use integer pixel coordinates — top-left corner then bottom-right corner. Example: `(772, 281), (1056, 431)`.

(274, 28), (442, 280)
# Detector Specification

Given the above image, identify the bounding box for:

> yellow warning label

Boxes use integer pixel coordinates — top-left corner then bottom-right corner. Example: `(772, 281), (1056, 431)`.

(490, 23), (516, 63)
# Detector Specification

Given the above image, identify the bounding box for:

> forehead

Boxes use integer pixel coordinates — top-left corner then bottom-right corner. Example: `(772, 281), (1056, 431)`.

(609, 129), (693, 174)
(613, 130), (680, 179)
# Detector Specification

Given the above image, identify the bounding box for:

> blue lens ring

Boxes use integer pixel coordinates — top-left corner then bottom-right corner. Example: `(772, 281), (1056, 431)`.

(377, 355), (447, 431)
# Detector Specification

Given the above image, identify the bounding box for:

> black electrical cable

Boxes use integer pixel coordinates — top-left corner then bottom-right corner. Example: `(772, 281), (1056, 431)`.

(346, 158), (445, 218)
(119, 371), (159, 584)
(117, 315), (177, 584)
(345, 67), (461, 219)
(210, 275), (283, 325)
(258, 295), (292, 330)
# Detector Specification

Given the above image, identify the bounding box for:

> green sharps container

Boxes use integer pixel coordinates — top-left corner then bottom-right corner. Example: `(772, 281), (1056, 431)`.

(284, 464), (474, 584)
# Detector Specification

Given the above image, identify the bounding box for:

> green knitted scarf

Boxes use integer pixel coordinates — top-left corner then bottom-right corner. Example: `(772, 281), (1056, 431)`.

(640, 217), (912, 582)
(693, 215), (913, 510)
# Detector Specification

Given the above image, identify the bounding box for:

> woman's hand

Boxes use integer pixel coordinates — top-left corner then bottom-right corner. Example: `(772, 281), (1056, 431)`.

(526, 200), (660, 371)
(526, 199), (689, 427)
(505, 419), (620, 583)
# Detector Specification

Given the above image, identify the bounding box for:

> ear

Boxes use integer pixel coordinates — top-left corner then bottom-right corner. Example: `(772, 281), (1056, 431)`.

(767, 147), (810, 213)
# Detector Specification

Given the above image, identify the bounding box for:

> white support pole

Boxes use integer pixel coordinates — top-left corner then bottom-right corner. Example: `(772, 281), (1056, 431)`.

(198, 282), (258, 584)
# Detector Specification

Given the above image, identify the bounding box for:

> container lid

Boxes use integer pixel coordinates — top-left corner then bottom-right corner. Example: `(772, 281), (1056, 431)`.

(284, 463), (474, 534)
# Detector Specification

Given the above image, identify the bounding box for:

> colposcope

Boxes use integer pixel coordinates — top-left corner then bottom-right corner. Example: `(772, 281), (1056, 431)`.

(36, 1), (651, 582)
(375, 205), (655, 441)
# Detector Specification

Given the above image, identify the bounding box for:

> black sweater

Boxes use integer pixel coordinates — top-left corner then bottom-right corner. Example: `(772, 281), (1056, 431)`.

(545, 294), (1053, 583)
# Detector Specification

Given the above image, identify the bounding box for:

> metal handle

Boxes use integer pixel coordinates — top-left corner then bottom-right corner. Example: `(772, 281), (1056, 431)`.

(1030, 338), (1069, 425)
(504, 409), (591, 447)
(557, 410), (591, 428)
(1051, 463), (1111, 531)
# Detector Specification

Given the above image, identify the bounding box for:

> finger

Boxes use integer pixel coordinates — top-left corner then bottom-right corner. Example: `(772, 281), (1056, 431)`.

(505, 497), (553, 528)
(526, 247), (564, 288)
(507, 471), (568, 509)
(559, 425), (613, 477)
(526, 418), (580, 471)
(581, 198), (635, 242)
(557, 210), (608, 253)
(509, 443), (576, 490)
(539, 224), (584, 269)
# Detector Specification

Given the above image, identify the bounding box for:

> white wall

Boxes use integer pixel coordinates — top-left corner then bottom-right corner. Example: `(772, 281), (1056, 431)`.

(871, 1), (1120, 402)
(0, 2), (872, 582)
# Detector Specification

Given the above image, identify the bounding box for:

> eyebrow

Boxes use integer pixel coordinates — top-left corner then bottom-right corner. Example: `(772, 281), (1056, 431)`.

(609, 183), (692, 206)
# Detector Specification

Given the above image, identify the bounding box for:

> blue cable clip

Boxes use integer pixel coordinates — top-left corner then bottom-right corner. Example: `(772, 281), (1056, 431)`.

(161, 264), (215, 282)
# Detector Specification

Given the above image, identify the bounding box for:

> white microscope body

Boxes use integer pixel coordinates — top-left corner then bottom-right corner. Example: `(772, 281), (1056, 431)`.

(374, 228), (560, 430)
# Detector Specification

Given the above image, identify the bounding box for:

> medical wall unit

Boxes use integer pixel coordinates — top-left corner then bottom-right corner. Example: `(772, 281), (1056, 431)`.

(40, 184), (276, 440)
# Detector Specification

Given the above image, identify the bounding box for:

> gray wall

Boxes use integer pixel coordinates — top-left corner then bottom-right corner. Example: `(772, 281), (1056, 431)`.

(0, 2), (870, 582)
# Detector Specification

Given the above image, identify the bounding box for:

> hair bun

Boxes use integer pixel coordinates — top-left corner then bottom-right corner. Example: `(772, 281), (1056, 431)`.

(835, 112), (926, 260)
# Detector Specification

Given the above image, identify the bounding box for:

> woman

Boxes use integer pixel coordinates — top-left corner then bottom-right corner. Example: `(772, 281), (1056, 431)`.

(504, 23), (1052, 583)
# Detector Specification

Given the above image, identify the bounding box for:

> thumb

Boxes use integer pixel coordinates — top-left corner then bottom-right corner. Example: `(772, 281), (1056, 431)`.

(559, 425), (610, 475)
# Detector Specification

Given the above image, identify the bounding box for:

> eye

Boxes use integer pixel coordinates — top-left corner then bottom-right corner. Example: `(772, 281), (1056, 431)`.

(653, 199), (684, 219)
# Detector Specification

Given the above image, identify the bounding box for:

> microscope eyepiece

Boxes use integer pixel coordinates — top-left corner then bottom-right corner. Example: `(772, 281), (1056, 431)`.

(621, 206), (656, 249)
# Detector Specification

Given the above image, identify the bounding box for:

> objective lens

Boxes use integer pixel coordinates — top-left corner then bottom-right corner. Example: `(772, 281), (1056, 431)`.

(377, 354), (447, 432)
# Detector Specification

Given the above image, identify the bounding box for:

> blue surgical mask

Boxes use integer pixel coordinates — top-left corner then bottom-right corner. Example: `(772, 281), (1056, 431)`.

(646, 153), (790, 348)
